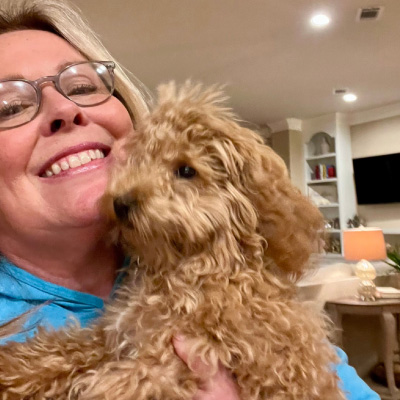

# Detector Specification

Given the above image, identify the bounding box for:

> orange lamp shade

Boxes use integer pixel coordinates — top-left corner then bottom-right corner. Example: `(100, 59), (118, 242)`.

(343, 228), (387, 261)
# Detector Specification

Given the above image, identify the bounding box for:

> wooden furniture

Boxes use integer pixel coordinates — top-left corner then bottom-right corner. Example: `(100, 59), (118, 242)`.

(326, 297), (400, 400)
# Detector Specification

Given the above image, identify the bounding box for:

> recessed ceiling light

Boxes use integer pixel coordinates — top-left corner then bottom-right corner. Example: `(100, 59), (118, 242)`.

(343, 93), (358, 102)
(310, 14), (331, 27)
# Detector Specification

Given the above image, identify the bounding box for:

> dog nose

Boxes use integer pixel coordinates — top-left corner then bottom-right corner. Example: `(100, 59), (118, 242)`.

(113, 195), (137, 223)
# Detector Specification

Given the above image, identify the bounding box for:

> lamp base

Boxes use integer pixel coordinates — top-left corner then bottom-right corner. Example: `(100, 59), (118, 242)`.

(354, 259), (377, 301)
(358, 279), (377, 301)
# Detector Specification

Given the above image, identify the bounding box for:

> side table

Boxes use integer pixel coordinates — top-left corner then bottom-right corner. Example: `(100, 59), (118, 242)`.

(325, 297), (400, 400)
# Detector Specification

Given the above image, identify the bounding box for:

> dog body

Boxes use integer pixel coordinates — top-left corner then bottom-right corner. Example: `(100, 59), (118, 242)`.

(0, 83), (344, 399)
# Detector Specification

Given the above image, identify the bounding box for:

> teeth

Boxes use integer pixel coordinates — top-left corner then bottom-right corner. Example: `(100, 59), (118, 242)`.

(68, 156), (81, 168)
(79, 152), (91, 165)
(60, 161), (69, 171)
(95, 149), (104, 159)
(43, 149), (105, 177)
(52, 164), (61, 175)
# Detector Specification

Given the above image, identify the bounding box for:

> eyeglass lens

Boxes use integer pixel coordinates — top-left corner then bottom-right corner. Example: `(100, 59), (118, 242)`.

(0, 62), (114, 130)
(0, 82), (37, 129)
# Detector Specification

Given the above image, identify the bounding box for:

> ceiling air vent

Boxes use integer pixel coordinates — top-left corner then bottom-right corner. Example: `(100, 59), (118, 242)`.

(333, 88), (348, 95)
(357, 7), (384, 21)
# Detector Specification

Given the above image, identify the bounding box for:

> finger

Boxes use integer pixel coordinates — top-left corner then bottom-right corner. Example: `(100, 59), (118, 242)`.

(193, 364), (240, 400)
(172, 335), (216, 378)
(173, 335), (241, 399)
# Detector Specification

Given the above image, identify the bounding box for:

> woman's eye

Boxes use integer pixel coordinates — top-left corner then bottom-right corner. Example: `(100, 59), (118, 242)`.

(0, 102), (33, 120)
(175, 165), (197, 179)
(67, 84), (98, 96)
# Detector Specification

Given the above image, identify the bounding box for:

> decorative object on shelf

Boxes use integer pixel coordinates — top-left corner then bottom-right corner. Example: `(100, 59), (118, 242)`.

(343, 228), (387, 301)
(327, 165), (336, 178)
(324, 218), (340, 230)
(320, 136), (330, 155)
(313, 164), (336, 181)
(308, 140), (316, 156)
(314, 165), (321, 180)
(324, 220), (332, 230)
(324, 237), (341, 254)
(318, 188), (337, 203)
(333, 217), (340, 230)
(346, 214), (365, 229)
(308, 132), (334, 156)
(308, 187), (331, 206)
(383, 243), (400, 272)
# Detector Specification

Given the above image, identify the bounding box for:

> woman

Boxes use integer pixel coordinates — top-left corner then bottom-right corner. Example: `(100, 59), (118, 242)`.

(0, 0), (379, 399)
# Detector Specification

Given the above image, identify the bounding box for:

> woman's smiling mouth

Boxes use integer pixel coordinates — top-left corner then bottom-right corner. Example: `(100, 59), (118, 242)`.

(41, 149), (106, 177)
(38, 143), (111, 178)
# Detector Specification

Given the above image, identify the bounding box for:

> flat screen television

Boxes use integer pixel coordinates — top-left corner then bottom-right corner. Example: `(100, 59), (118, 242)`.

(353, 152), (400, 205)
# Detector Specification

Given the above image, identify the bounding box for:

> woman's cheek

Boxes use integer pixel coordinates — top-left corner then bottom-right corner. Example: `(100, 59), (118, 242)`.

(0, 125), (35, 159)
(101, 98), (135, 140)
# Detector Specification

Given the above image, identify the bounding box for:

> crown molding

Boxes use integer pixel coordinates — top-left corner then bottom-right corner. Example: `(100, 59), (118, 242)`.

(268, 118), (302, 133)
(348, 102), (400, 126)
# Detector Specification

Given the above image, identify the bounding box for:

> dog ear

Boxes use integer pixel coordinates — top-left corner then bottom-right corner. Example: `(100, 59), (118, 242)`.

(234, 130), (323, 279)
(200, 122), (323, 280)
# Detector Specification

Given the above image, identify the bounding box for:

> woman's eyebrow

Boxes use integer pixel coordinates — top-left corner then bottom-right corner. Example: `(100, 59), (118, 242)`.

(0, 60), (85, 81)
(57, 60), (82, 70)
(1, 74), (25, 80)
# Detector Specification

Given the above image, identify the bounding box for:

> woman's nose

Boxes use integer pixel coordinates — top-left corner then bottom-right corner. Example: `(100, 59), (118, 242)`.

(40, 86), (88, 135)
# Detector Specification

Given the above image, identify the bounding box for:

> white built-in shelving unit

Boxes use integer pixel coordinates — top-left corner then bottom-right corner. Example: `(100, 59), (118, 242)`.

(303, 113), (358, 256)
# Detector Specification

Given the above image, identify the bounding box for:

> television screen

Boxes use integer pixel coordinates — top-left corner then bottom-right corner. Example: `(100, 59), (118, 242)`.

(353, 152), (400, 205)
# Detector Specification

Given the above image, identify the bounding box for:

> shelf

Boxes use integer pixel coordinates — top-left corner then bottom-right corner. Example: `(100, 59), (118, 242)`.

(323, 253), (344, 260)
(306, 152), (336, 161)
(318, 203), (340, 208)
(307, 178), (338, 185)
(382, 229), (400, 235)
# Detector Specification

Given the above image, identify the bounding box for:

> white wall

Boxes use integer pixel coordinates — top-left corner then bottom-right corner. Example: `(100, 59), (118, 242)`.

(271, 129), (305, 192)
(288, 130), (305, 193)
(351, 115), (400, 158)
(351, 115), (400, 229)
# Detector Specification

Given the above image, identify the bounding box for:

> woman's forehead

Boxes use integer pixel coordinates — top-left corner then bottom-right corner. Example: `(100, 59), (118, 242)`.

(0, 30), (86, 80)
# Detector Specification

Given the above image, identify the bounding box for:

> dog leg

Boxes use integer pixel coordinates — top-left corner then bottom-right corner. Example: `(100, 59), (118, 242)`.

(0, 326), (106, 400)
(69, 347), (198, 400)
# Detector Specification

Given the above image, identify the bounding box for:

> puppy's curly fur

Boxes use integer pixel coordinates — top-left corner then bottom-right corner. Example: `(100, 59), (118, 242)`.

(0, 82), (344, 399)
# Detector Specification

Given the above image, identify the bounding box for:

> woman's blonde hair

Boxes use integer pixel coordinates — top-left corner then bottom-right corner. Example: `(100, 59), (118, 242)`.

(0, 0), (150, 124)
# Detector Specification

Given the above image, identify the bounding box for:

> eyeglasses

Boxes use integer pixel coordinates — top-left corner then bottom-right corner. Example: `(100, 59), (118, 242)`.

(0, 61), (115, 130)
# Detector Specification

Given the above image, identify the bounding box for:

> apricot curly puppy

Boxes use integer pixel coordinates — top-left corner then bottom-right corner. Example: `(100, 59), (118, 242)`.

(0, 82), (344, 400)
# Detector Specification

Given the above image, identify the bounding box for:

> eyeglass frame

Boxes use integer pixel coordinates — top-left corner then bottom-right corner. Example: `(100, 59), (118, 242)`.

(0, 60), (116, 131)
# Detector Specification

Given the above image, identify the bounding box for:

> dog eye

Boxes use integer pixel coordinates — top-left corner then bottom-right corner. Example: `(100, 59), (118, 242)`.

(175, 165), (197, 179)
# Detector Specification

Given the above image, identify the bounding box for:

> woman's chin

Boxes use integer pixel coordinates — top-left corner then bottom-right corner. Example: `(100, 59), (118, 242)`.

(49, 180), (110, 227)
(73, 191), (109, 224)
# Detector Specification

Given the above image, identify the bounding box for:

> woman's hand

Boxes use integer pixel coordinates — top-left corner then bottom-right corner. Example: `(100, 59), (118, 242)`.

(173, 336), (241, 400)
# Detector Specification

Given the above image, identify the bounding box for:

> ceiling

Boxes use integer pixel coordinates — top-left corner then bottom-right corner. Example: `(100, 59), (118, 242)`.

(70, 0), (400, 127)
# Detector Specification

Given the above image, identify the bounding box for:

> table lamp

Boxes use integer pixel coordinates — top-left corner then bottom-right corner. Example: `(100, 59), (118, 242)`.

(343, 228), (387, 301)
